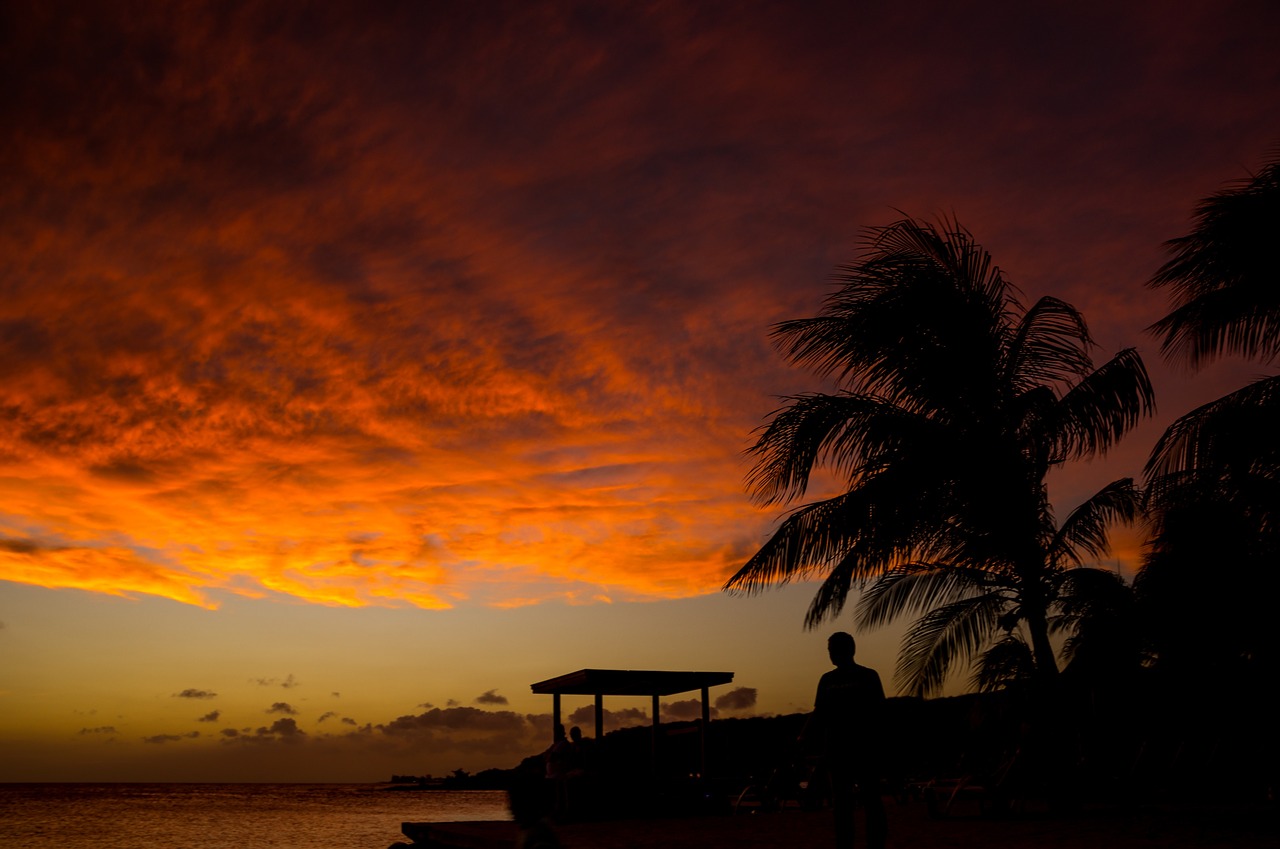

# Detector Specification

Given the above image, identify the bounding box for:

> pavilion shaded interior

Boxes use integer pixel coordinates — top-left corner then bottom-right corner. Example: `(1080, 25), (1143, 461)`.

(531, 668), (734, 776)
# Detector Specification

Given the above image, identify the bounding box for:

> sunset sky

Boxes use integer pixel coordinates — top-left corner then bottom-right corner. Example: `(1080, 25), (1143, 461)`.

(2, 0), (1278, 782)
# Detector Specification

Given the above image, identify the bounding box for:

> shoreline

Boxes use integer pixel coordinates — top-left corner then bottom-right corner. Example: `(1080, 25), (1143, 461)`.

(405, 799), (1278, 849)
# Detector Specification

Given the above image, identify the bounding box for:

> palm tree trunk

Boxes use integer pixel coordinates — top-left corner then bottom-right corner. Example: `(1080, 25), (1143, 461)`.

(1026, 611), (1059, 680)
(1020, 588), (1060, 682)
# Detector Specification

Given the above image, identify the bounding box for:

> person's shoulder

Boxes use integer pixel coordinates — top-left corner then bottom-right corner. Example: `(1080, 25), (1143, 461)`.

(853, 663), (886, 694)
(817, 667), (845, 686)
(853, 662), (881, 679)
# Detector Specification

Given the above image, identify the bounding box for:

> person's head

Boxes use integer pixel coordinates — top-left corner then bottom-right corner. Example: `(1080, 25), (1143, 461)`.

(554, 723), (566, 741)
(569, 725), (582, 743)
(828, 631), (856, 666)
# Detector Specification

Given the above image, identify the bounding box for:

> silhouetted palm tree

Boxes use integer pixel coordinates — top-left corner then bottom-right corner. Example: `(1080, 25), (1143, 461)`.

(1143, 150), (1280, 678)
(726, 219), (1154, 696)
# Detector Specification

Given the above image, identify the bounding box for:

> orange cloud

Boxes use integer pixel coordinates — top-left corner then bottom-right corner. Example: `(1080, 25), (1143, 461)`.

(3, 2), (1277, 613)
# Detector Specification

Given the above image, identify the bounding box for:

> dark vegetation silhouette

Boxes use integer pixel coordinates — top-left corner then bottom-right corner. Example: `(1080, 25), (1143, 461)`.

(1141, 149), (1280, 676)
(721, 157), (1280, 807)
(1136, 149), (1280, 800)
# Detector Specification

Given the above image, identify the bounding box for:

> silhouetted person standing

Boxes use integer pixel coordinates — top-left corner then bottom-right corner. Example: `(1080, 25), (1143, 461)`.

(802, 631), (887, 849)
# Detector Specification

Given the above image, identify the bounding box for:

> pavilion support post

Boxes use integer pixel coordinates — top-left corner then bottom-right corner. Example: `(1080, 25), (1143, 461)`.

(700, 685), (710, 778)
(593, 693), (604, 739)
(552, 693), (561, 742)
(651, 693), (661, 776)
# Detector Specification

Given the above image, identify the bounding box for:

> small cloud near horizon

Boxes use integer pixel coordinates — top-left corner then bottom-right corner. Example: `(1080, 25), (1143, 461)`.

(261, 718), (305, 738)
(566, 705), (649, 733)
(197, 710), (221, 723)
(266, 702), (298, 715)
(714, 687), (758, 712)
(252, 675), (299, 688)
(143, 732), (200, 744)
(661, 699), (716, 722)
(475, 689), (508, 706)
(220, 718), (306, 745)
(173, 688), (217, 699)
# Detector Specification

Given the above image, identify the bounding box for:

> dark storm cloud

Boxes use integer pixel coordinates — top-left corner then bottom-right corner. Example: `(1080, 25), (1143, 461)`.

(174, 688), (217, 700)
(197, 710), (221, 723)
(267, 702), (298, 715)
(714, 687), (758, 712)
(474, 689), (508, 706)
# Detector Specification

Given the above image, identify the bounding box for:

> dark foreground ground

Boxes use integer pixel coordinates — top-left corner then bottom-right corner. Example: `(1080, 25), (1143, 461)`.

(403, 799), (1277, 849)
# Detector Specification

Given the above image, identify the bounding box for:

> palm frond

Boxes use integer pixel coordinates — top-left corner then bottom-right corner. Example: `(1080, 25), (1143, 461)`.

(972, 635), (1036, 693)
(723, 494), (860, 594)
(1048, 478), (1141, 568)
(1149, 152), (1280, 366)
(855, 565), (1000, 630)
(894, 593), (1006, 697)
(745, 392), (932, 506)
(1043, 348), (1154, 462)
(1005, 296), (1093, 393)
(774, 218), (1014, 414)
(1145, 373), (1280, 481)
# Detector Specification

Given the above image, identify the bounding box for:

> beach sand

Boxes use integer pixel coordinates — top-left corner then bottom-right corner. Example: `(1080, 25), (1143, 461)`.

(409, 799), (1276, 848)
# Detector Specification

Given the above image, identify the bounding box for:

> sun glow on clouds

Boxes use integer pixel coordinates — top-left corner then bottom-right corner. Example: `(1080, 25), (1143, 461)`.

(4, 2), (1277, 614)
(0, 4), (790, 610)
(0, 285), (766, 609)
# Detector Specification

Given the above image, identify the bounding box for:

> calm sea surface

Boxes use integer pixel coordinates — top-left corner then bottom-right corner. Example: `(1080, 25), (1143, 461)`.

(0, 784), (509, 849)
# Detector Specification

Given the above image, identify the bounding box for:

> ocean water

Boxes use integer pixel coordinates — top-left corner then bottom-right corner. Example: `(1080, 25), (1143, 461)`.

(0, 783), (510, 849)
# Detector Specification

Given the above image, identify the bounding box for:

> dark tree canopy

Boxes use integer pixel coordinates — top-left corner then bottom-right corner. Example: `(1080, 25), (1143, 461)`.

(1143, 150), (1280, 680)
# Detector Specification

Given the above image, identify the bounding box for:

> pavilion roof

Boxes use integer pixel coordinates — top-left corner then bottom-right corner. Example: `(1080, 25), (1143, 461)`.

(529, 668), (734, 697)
